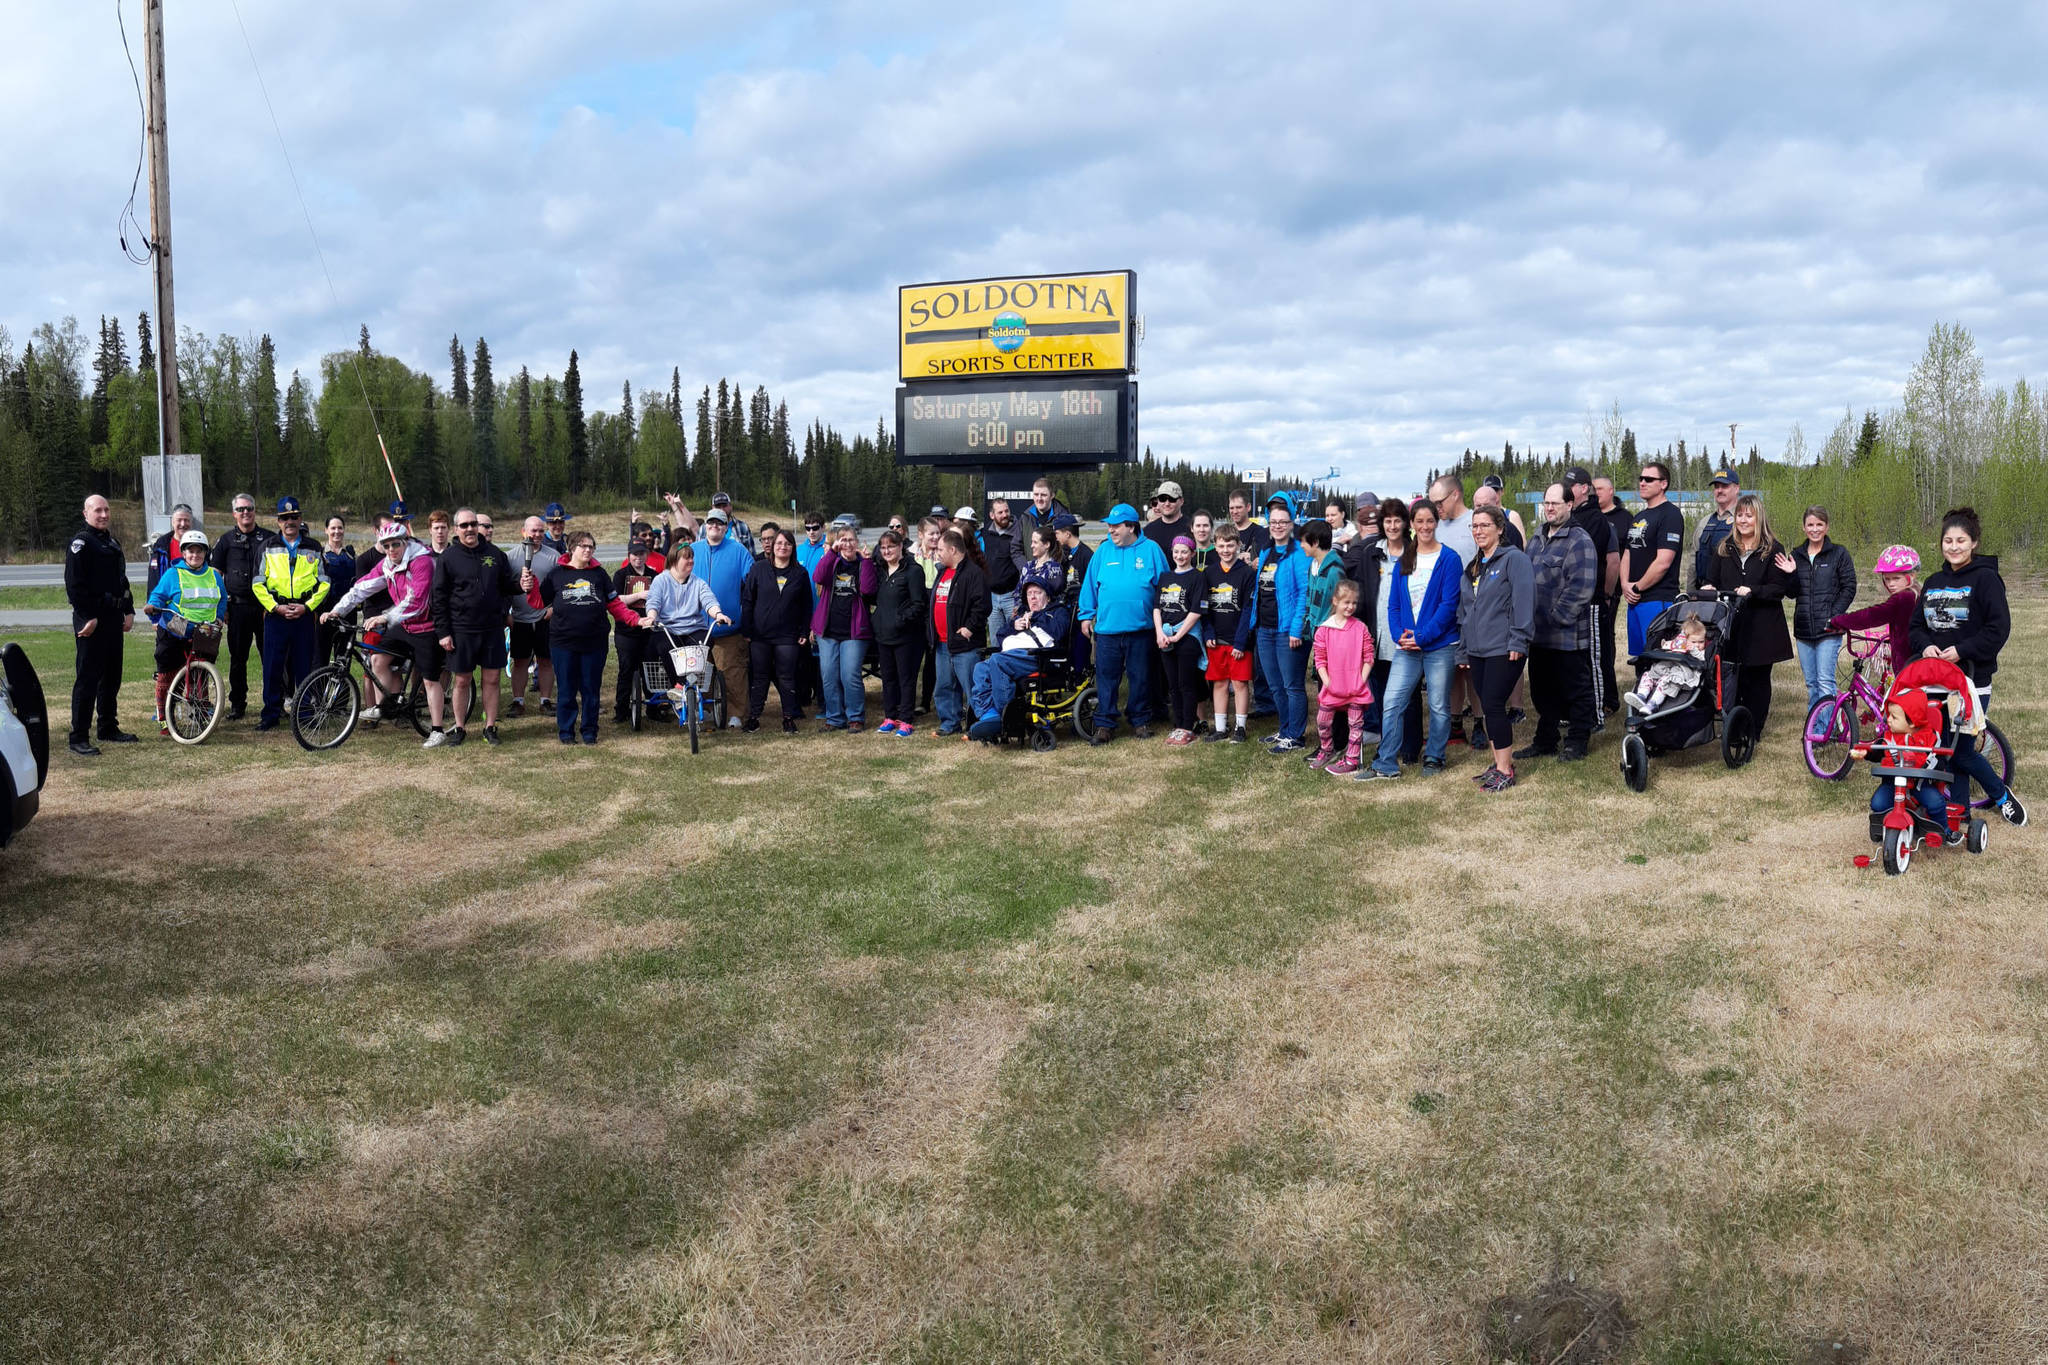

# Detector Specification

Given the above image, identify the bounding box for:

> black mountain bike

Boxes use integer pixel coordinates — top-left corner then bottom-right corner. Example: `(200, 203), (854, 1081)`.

(291, 621), (475, 751)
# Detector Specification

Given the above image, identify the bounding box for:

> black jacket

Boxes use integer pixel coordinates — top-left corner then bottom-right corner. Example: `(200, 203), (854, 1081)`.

(1704, 539), (1796, 665)
(739, 558), (814, 644)
(1340, 535), (1385, 636)
(979, 524), (1021, 595)
(1909, 555), (2009, 684)
(871, 558), (929, 647)
(929, 558), (991, 652)
(210, 526), (275, 602)
(65, 523), (133, 623)
(1788, 539), (1856, 641)
(430, 538), (520, 637)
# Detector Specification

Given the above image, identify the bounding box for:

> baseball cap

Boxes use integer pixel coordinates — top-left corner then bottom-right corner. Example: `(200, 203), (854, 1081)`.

(1354, 491), (1380, 508)
(1480, 474), (1505, 492)
(275, 495), (301, 515)
(1709, 465), (1738, 486)
(706, 507), (730, 523)
(543, 501), (569, 520)
(1564, 466), (1592, 488)
(929, 504), (948, 516)
(1050, 511), (1082, 531)
(711, 491), (733, 507)
(952, 505), (979, 523)
(1103, 503), (1140, 527)
(387, 498), (410, 519)
(1151, 480), (1183, 501)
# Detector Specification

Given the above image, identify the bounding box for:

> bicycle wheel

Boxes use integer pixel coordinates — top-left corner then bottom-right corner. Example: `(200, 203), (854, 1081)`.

(1973, 723), (2014, 810)
(709, 669), (729, 730)
(165, 660), (224, 745)
(686, 682), (701, 754)
(292, 666), (361, 751)
(1802, 694), (1858, 781)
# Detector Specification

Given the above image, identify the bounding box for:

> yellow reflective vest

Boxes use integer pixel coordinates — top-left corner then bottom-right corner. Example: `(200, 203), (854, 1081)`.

(252, 536), (331, 612)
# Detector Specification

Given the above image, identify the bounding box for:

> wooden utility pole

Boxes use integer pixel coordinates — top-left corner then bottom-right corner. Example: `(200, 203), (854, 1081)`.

(145, 0), (181, 460)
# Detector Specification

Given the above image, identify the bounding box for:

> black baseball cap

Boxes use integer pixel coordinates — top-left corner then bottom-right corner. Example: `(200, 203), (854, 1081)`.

(1564, 466), (1592, 488)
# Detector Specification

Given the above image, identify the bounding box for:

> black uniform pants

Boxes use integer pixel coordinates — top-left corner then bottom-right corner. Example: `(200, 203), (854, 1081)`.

(1529, 644), (1596, 750)
(749, 639), (803, 721)
(70, 616), (125, 743)
(223, 597), (264, 711)
(1598, 592), (1622, 712)
(613, 630), (659, 719)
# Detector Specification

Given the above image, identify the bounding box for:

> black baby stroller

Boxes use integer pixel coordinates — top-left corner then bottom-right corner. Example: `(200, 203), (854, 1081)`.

(1618, 595), (1756, 792)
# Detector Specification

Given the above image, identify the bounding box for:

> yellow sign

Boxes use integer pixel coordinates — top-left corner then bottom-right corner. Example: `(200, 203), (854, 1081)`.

(898, 270), (1134, 380)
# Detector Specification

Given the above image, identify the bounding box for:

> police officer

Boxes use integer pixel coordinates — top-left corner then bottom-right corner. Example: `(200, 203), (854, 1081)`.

(64, 494), (137, 756)
(251, 495), (331, 731)
(209, 491), (275, 719)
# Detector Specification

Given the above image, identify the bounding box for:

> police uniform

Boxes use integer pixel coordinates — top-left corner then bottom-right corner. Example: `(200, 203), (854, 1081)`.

(63, 519), (134, 749)
(252, 496), (331, 728)
(210, 517), (277, 715)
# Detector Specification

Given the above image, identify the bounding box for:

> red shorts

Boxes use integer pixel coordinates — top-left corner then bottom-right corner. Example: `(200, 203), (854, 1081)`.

(1205, 646), (1252, 682)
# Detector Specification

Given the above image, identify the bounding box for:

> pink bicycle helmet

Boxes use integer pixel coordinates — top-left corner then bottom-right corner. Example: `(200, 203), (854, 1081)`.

(1873, 545), (1920, 574)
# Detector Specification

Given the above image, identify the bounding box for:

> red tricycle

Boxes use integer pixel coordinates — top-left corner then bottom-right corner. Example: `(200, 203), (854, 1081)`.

(1856, 658), (1990, 876)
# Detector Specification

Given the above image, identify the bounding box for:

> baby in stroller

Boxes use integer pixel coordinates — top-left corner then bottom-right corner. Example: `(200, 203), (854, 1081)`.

(1625, 613), (1710, 712)
(1850, 686), (1947, 842)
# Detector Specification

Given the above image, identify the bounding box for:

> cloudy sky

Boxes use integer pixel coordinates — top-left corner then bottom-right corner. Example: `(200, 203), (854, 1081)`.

(6, 0), (2047, 492)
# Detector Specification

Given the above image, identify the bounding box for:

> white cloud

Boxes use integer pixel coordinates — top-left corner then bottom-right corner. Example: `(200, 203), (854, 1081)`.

(4, 0), (2048, 493)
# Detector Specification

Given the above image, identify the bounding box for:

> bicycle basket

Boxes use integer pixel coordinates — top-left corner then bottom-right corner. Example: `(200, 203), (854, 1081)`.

(640, 659), (673, 693)
(191, 622), (223, 660)
(158, 612), (195, 640)
(670, 643), (710, 683)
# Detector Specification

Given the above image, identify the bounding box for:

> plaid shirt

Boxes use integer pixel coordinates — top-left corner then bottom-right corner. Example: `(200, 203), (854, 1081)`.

(1528, 520), (1598, 651)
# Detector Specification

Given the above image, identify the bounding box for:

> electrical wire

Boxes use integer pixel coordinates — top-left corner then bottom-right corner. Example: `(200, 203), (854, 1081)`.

(115, 0), (154, 264)
(224, 0), (401, 498)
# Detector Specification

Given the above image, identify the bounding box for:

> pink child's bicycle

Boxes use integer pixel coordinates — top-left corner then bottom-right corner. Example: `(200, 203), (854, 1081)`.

(1804, 629), (2013, 807)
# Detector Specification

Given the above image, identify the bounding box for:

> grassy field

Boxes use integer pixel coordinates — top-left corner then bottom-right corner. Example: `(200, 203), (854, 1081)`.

(0, 586), (70, 611)
(0, 601), (2041, 1364)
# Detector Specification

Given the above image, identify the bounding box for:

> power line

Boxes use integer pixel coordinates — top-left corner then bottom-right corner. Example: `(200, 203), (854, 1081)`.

(114, 0), (153, 264)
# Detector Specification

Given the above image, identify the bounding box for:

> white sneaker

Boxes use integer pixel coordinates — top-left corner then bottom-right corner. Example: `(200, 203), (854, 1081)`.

(726, 716), (742, 729)
(421, 729), (449, 748)
(1624, 693), (1648, 713)
(359, 705), (384, 722)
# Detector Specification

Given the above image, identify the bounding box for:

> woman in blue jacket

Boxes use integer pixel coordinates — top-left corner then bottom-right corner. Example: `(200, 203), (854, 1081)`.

(1250, 498), (1312, 750)
(1365, 499), (1463, 779)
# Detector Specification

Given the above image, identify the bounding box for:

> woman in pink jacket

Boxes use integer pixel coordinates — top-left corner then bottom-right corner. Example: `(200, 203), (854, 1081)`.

(320, 521), (452, 744)
(1308, 579), (1375, 775)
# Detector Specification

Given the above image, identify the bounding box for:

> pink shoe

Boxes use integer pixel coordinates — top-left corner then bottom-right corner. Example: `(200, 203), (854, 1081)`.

(1306, 748), (1335, 770)
(1326, 758), (1360, 776)
(877, 719), (900, 734)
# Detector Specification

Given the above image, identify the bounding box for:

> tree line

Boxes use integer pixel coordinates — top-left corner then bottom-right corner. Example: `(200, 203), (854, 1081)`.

(1, 315), (2041, 559)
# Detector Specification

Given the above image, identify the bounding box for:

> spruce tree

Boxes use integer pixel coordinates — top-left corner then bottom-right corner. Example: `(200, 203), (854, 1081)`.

(563, 350), (588, 494)
(1853, 411), (1881, 465)
(359, 324), (372, 360)
(449, 334), (469, 411)
(89, 317), (113, 449)
(413, 386), (442, 502)
(515, 367), (535, 497)
(282, 370), (317, 498)
(669, 367), (682, 423)
(621, 380), (635, 446)
(693, 387), (714, 493)
(471, 337), (497, 502)
(253, 335), (282, 495)
(136, 311), (155, 372)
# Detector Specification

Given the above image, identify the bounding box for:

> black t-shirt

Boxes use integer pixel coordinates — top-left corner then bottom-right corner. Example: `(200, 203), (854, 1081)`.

(825, 558), (860, 639)
(1142, 515), (1190, 556)
(1203, 559), (1255, 648)
(1626, 501), (1686, 602)
(1255, 548), (1284, 628)
(1600, 505), (1634, 591)
(1500, 519), (1525, 551)
(612, 561), (657, 634)
(539, 561), (620, 652)
(1156, 567), (1203, 644)
(1570, 502), (1616, 563)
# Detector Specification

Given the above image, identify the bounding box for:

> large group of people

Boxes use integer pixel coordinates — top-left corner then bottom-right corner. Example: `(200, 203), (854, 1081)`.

(53, 469), (2027, 827)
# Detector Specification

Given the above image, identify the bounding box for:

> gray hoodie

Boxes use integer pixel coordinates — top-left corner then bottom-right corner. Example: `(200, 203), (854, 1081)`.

(1455, 544), (1534, 661)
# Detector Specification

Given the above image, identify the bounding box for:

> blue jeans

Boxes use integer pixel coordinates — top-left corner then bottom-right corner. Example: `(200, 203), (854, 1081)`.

(1255, 626), (1308, 741)
(550, 646), (604, 741)
(1091, 630), (1153, 730)
(971, 649), (1040, 719)
(989, 591), (1018, 640)
(1873, 778), (1947, 827)
(818, 635), (867, 727)
(935, 644), (979, 732)
(1794, 636), (1842, 709)
(1949, 696), (2010, 809)
(1373, 644), (1455, 772)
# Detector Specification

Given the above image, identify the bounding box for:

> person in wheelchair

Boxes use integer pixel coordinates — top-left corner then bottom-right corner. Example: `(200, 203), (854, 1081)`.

(968, 567), (1070, 742)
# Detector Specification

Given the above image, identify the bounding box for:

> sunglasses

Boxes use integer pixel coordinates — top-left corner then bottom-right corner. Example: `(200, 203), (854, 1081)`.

(456, 520), (478, 529)
(1638, 476), (1663, 484)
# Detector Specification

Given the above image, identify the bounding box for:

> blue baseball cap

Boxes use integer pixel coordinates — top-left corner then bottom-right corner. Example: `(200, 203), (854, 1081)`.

(1050, 511), (1082, 531)
(1708, 465), (1738, 486)
(387, 498), (409, 519)
(275, 495), (301, 515)
(543, 502), (569, 521)
(1104, 503), (1140, 527)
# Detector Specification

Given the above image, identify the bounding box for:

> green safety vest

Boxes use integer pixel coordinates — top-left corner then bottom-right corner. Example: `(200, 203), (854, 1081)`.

(173, 565), (222, 624)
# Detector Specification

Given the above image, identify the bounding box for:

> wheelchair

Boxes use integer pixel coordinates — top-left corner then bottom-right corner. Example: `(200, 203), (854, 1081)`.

(989, 644), (1097, 752)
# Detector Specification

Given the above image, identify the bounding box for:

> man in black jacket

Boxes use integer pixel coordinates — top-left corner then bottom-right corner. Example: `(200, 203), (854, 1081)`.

(209, 492), (274, 720)
(1564, 467), (1620, 716)
(64, 494), (137, 755)
(431, 507), (521, 745)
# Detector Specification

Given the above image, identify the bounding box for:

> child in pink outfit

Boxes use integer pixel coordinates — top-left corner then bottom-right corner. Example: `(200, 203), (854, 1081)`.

(1309, 580), (1376, 775)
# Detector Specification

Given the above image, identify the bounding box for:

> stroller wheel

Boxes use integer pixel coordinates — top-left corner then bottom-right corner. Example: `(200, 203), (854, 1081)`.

(1722, 705), (1756, 768)
(1882, 824), (1912, 876)
(1029, 726), (1057, 753)
(1620, 732), (1649, 793)
(1966, 817), (1989, 855)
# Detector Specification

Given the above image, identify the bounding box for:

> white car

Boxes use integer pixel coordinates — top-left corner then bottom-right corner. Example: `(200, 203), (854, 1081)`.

(1, 642), (50, 847)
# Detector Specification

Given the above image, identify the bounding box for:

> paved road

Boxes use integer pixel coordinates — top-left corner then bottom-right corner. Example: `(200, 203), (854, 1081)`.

(0, 610), (73, 630)
(0, 543), (640, 589)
